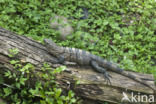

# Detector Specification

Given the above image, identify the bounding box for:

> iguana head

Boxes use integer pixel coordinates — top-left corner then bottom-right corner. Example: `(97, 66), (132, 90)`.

(44, 39), (63, 56)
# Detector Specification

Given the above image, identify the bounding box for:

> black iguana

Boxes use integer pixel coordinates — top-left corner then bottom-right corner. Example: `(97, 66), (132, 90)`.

(44, 39), (155, 91)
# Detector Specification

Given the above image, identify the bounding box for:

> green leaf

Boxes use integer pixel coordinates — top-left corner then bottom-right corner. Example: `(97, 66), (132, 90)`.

(15, 83), (21, 89)
(103, 20), (109, 26)
(3, 88), (12, 97)
(68, 90), (75, 98)
(52, 66), (66, 74)
(10, 60), (20, 65)
(70, 98), (76, 103)
(114, 33), (121, 40)
(0, 76), (4, 84)
(19, 77), (27, 85)
(4, 71), (12, 78)
(54, 88), (62, 98)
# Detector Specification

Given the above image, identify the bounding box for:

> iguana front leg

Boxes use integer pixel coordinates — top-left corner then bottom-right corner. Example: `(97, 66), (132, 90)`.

(46, 54), (65, 64)
(90, 60), (112, 84)
(57, 55), (65, 64)
(54, 54), (76, 66)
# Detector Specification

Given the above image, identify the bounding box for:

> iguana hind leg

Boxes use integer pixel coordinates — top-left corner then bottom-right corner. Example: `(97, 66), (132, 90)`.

(90, 60), (112, 84)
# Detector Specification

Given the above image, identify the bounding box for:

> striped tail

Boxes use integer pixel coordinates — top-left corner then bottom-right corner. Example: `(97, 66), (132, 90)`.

(103, 61), (155, 91)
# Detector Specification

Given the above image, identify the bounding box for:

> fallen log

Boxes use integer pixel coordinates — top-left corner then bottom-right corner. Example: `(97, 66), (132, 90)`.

(0, 27), (155, 104)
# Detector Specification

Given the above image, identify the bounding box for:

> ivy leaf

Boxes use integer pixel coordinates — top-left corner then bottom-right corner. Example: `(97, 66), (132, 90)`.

(3, 88), (12, 97)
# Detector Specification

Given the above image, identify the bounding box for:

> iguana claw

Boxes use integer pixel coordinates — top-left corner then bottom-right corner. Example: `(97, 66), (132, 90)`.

(104, 72), (112, 85)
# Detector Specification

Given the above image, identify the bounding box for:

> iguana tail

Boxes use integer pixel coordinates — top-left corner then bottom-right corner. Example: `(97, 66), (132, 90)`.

(110, 65), (156, 91)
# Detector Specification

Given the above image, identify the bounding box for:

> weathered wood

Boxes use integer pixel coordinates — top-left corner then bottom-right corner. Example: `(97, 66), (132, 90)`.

(0, 27), (155, 104)
(0, 98), (7, 104)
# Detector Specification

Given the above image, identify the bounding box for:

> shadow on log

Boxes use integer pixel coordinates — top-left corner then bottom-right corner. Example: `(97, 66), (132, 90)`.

(0, 27), (155, 104)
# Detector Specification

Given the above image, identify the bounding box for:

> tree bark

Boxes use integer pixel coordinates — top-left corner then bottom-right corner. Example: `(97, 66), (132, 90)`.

(0, 27), (155, 104)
